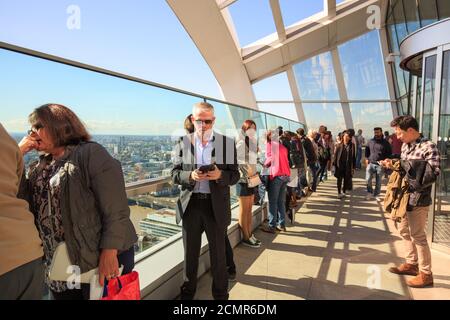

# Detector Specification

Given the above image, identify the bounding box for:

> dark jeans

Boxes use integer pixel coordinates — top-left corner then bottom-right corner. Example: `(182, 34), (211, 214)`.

(0, 257), (44, 300)
(180, 198), (228, 300)
(308, 162), (320, 192)
(267, 176), (289, 228)
(356, 146), (363, 169)
(297, 167), (308, 194)
(51, 246), (135, 300)
(318, 160), (329, 182)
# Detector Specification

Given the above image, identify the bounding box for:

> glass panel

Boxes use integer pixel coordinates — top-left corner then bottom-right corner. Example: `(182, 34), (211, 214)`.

(302, 103), (346, 135)
(350, 103), (394, 141)
(387, 22), (400, 53)
(228, 0), (276, 47)
(437, 0), (450, 19)
(434, 50), (450, 247)
(293, 52), (340, 101)
(252, 72), (293, 101)
(338, 31), (389, 100)
(0, 1), (221, 98)
(393, 0), (408, 43)
(415, 76), (422, 123)
(279, 0), (323, 27)
(0, 47), (302, 260)
(258, 103), (299, 123)
(264, 112), (291, 131)
(422, 55), (437, 140)
(403, 0), (421, 33)
(418, 0), (438, 27)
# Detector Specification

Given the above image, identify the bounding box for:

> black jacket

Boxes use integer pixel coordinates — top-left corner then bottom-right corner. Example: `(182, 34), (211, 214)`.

(171, 132), (240, 227)
(300, 135), (317, 164)
(365, 138), (392, 163)
(401, 159), (438, 208)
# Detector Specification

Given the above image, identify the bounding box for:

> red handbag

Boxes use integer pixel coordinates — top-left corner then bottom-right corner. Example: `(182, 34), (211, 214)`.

(101, 271), (140, 300)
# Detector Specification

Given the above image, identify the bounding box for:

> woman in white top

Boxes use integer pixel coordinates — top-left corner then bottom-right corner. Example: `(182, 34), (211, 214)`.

(236, 120), (261, 248)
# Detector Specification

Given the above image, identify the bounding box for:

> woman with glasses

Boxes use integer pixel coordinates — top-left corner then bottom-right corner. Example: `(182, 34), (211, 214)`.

(18, 104), (137, 300)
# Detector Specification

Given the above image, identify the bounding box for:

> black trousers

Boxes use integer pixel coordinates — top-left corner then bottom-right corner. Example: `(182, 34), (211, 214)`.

(0, 257), (44, 300)
(181, 198), (229, 300)
(51, 246), (135, 300)
(225, 235), (235, 274)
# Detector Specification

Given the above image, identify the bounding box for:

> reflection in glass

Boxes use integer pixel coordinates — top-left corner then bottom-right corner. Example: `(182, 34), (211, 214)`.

(338, 31), (389, 100)
(434, 50), (450, 248)
(293, 52), (339, 101)
(403, 0), (421, 33)
(415, 76), (422, 123)
(393, 0), (408, 43)
(350, 103), (394, 139)
(437, 0), (450, 19)
(302, 103), (346, 135)
(422, 55), (437, 139)
(418, 0), (438, 27)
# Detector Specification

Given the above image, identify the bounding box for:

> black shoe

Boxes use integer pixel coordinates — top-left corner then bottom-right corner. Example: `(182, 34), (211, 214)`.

(261, 225), (276, 234)
(180, 284), (195, 300)
(228, 271), (236, 282)
(276, 225), (286, 232)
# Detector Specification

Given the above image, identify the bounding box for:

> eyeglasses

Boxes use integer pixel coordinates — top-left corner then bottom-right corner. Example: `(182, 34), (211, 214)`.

(194, 119), (213, 125)
(27, 124), (43, 135)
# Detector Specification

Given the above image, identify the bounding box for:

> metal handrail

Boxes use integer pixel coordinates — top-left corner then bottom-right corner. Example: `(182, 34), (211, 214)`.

(0, 41), (304, 127)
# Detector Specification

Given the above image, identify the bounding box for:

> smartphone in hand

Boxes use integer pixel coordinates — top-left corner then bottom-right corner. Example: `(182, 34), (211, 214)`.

(198, 164), (215, 173)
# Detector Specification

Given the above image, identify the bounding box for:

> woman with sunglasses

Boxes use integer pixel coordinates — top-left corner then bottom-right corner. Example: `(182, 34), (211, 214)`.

(18, 104), (137, 300)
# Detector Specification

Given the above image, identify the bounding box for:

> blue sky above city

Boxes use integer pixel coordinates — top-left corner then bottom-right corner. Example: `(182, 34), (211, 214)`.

(0, 0), (391, 135)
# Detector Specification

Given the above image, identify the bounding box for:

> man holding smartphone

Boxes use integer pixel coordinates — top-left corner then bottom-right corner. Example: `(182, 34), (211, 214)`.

(380, 116), (440, 288)
(365, 127), (392, 201)
(171, 102), (239, 300)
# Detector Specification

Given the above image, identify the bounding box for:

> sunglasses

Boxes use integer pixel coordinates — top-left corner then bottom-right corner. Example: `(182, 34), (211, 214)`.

(27, 123), (44, 135)
(194, 119), (213, 125)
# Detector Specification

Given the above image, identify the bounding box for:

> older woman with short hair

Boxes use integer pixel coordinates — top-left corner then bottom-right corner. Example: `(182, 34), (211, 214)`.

(19, 103), (137, 300)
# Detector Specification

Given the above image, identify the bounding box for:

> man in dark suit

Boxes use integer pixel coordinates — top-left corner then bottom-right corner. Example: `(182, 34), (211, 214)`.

(171, 102), (240, 300)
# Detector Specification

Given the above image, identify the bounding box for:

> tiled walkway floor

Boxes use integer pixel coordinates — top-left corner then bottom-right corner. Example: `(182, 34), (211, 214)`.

(195, 172), (450, 300)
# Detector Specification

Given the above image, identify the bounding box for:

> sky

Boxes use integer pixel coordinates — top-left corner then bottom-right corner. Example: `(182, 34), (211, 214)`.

(0, 0), (387, 136)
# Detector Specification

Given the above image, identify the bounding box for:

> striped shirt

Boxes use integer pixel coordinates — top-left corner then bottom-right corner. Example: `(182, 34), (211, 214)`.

(401, 137), (440, 175)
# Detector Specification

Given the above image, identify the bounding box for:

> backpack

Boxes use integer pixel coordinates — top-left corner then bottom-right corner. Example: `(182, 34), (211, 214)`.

(301, 136), (317, 163)
(289, 140), (305, 168)
(317, 142), (331, 162)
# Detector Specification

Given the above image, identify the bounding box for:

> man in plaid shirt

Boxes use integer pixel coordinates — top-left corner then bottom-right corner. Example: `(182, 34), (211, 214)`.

(380, 115), (440, 288)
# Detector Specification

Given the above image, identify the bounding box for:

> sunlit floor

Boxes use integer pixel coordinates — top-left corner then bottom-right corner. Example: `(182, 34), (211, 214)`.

(195, 171), (450, 300)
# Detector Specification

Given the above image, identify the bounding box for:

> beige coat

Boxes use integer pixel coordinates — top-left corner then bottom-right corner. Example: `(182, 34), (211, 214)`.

(0, 123), (43, 276)
(383, 160), (409, 221)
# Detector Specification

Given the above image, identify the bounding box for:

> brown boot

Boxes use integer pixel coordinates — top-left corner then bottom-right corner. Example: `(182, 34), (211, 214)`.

(389, 263), (419, 276)
(406, 272), (434, 288)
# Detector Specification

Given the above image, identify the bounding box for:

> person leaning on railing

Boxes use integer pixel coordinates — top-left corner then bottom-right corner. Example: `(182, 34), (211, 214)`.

(0, 123), (44, 300)
(18, 103), (137, 300)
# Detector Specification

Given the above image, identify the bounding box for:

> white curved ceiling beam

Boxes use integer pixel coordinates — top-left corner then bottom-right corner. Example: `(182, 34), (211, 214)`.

(166, 0), (257, 109)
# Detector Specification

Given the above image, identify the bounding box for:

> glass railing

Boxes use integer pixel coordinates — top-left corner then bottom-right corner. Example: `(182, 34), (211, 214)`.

(0, 41), (304, 260)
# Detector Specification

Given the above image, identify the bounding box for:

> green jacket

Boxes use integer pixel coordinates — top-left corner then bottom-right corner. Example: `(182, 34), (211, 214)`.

(21, 141), (137, 273)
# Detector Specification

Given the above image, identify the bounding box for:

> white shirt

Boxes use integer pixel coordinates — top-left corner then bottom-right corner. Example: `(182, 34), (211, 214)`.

(193, 131), (214, 194)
